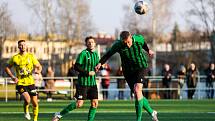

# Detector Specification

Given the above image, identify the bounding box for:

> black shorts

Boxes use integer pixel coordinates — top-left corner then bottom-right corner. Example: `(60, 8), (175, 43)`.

(123, 68), (149, 92)
(75, 85), (98, 100)
(16, 85), (37, 96)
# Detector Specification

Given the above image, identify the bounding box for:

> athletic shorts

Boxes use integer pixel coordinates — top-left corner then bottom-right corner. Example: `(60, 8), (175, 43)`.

(123, 68), (149, 93)
(16, 85), (37, 96)
(75, 85), (98, 100)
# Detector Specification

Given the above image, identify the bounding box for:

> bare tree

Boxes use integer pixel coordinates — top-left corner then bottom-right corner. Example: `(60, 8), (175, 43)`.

(0, 2), (17, 37)
(187, 0), (215, 36)
(122, 0), (173, 37)
(56, 0), (74, 39)
(0, 2), (17, 75)
(121, 4), (142, 34)
(151, 0), (173, 36)
(187, 0), (215, 59)
(0, 2), (17, 51)
(56, 0), (94, 41)
(24, 0), (58, 36)
(24, 0), (94, 41)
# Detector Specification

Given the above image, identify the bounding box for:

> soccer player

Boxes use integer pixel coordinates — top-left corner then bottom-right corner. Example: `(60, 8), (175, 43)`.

(52, 36), (99, 121)
(95, 31), (158, 121)
(5, 39), (42, 121)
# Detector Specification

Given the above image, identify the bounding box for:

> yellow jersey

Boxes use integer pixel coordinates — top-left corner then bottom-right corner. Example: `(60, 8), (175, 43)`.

(7, 53), (40, 86)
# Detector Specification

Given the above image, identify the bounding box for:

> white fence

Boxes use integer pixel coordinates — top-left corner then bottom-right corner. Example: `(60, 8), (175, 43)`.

(0, 76), (214, 102)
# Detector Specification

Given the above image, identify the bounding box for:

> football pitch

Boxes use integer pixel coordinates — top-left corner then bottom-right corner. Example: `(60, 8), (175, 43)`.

(0, 99), (214, 121)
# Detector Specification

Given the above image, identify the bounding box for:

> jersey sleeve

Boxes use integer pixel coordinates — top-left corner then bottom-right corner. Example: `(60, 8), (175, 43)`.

(76, 51), (85, 65)
(100, 40), (120, 64)
(133, 34), (149, 52)
(133, 34), (145, 44)
(31, 54), (40, 65)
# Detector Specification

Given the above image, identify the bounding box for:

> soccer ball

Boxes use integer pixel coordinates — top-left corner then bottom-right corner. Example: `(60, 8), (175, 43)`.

(134, 1), (149, 15)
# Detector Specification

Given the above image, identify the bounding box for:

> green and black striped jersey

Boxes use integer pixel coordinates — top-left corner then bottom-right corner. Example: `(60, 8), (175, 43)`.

(100, 34), (149, 73)
(75, 49), (99, 86)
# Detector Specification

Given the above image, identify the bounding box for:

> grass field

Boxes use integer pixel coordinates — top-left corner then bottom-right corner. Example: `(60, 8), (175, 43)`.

(0, 99), (214, 121)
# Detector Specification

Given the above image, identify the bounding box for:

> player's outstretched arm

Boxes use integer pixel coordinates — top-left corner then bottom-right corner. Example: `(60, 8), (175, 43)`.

(148, 49), (154, 57)
(95, 63), (102, 72)
(143, 42), (154, 57)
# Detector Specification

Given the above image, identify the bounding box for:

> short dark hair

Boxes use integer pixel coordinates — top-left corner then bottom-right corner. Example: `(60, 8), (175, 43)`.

(85, 36), (95, 43)
(18, 40), (25, 44)
(120, 31), (130, 40)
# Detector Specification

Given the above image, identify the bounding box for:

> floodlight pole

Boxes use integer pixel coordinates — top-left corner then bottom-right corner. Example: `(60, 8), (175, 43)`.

(152, 0), (157, 76)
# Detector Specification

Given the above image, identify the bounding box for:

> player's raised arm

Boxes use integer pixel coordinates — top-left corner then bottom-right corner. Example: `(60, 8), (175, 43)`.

(95, 40), (120, 72)
(143, 41), (154, 57)
(148, 49), (154, 57)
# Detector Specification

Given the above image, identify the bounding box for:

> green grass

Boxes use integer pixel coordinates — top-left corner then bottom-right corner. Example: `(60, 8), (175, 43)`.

(0, 100), (214, 121)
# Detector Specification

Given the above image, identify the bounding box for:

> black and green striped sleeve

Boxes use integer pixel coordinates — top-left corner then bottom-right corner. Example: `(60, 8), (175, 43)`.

(100, 40), (121, 64)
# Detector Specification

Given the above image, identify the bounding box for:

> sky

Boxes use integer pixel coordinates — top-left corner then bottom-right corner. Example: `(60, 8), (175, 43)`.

(1, 0), (189, 35)
(91, 0), (189, 34)
(90, 0), (133, 34)
(90, 0), (189, 35)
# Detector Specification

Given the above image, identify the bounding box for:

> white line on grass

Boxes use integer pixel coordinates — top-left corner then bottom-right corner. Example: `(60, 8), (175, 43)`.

(207, 112), (215, 114)
(0, 111), (215, 114)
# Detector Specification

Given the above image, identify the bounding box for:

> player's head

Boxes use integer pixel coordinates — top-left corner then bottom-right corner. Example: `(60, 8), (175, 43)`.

(209, 62), (215, 70)
(120, 31), (132, 47)
(17, 39), (26, 53)
(85, 36), (96, 51)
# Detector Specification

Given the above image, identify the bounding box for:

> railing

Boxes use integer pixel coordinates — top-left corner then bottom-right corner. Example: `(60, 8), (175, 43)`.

(0, 75), (214, 102)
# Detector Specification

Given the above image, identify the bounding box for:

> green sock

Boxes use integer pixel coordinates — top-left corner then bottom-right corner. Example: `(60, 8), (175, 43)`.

(135, 99), (143, 121)
(87, 107), (97, 121)
(60, 101), (77, 116)
(142, 97), (153, 115)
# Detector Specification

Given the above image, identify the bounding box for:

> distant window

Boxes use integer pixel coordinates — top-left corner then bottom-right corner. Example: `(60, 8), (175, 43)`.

(47, 47), (49, 53)
(53, 47), (56, 53)
(30, 48), (33, 53)
(6, 46), (9, 53)
(44, 48), (46, 53)
(10, 46), (13, 53)
(34, 47), (36, 53)
(15, 47), (17, 52)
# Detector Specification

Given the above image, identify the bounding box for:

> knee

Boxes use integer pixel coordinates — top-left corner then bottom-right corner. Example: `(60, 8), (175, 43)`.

(24, 100), (31, 105)
(31, 101), (38, 107)
(91, 100), (98, 108)
(32, 102), (38, 107)
(134, 86), (142, 95)
(77, 102), (83, 108)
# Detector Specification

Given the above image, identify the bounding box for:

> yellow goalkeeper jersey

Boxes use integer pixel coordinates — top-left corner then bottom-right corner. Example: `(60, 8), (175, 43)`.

(7, 53), (40, 86)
